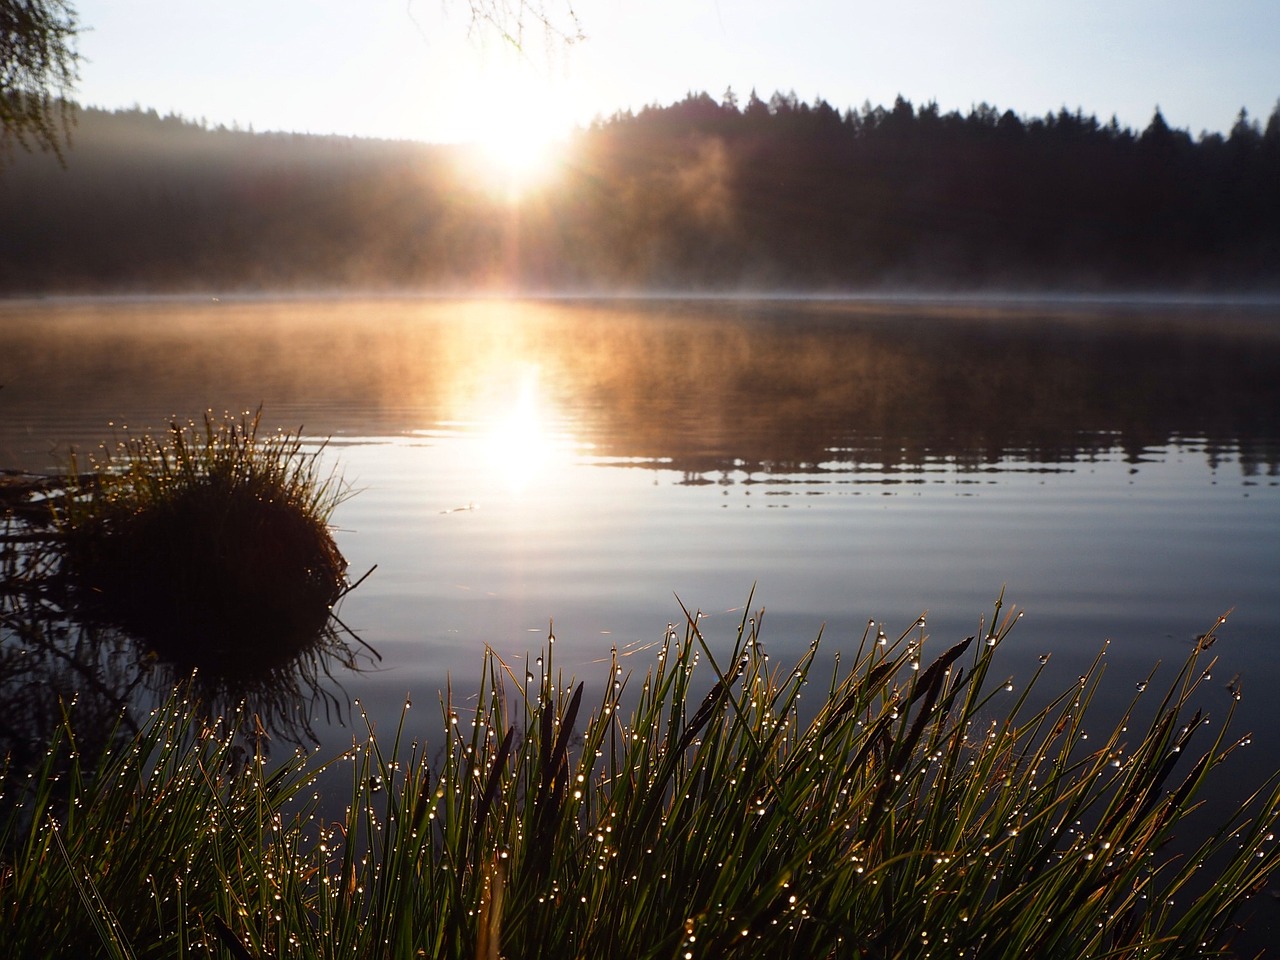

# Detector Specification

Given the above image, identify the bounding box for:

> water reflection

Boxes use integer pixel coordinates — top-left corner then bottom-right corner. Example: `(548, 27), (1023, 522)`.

(0, 487), (375, 770)
(473, 362), (574, 495)
(1, 298), (1277, 479)
(3, 299), (1279, 951)
(3, 298), (1279, 734)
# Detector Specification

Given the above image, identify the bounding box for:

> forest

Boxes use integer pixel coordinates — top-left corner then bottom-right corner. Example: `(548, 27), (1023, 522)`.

(1, 91), (1278, 293)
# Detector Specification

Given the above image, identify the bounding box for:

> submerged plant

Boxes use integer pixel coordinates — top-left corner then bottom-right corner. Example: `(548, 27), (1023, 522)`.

(56, 409), (350, 671)
(2, 595), (1278, 959)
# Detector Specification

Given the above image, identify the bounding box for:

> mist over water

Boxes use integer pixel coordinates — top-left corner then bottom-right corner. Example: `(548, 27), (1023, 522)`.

(5, 294), (1278, 468)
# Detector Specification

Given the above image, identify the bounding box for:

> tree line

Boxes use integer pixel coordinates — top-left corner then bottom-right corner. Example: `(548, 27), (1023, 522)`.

(2, 92), (1278, 293)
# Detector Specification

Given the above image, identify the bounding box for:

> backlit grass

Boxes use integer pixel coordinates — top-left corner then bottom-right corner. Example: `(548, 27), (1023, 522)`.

(55, 409), (349, 668)
(1, 413), (372, 778)
(2, 593), (1278, 959)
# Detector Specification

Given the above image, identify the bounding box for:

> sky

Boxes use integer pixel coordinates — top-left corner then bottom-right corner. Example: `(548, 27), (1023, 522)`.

(70, 0), (1280, 148)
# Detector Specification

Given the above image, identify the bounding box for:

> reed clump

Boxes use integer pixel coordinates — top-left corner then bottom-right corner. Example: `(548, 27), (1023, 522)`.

(2, 596), (1279, 959)
(56, 410), (349, 671)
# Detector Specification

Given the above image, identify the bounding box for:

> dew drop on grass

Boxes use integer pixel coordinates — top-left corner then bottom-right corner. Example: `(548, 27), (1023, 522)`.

(1136, 681), (1148, 692)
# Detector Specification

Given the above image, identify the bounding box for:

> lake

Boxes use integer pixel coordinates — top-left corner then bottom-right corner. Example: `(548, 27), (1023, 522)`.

(3, 295), (1279, 780)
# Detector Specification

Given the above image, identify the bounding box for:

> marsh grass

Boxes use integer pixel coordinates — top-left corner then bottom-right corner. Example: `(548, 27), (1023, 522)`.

(1, 413), (372, 769)
(3, 593), (1279, 959)
(56, 409), (350, 668)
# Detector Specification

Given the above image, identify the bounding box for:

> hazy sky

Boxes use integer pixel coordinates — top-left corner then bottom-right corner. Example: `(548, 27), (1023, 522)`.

(71, 0), (1280, 145)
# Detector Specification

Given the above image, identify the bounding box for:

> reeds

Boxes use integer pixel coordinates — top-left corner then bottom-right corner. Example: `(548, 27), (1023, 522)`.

(3, 595), (1278, 959)
(56, 409), (350, 667)
(2, 411), (372, 777)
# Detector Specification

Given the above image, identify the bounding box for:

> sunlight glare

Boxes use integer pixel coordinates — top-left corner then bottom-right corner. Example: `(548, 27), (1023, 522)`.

(456, 53), (576, 200)
(482, 364), (566, 494)
(474, 121), (562, 200)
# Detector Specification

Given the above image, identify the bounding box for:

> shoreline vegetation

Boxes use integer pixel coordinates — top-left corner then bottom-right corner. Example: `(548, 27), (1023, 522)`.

(0, 411), (374, 758)
(1, 92), (1278, 295)
(2, 596), (1279, 958)
(55, 410), (351, 667)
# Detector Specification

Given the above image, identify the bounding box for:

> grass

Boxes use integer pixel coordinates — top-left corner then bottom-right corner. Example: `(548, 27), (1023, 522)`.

(2, 592), (1278, 959)
(55, 409), (350, 671)
(1, 411), (372, 762)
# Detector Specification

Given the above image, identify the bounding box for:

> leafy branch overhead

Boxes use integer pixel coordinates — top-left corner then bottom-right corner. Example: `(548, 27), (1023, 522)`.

(0, 0), (80, 160)
(458, 0), (585, 48)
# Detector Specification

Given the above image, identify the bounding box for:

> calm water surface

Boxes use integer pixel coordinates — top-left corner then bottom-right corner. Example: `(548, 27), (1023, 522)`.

(3, 296), (1279, 768)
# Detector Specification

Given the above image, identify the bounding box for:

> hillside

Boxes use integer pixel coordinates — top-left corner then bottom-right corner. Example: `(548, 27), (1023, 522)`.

(2, 94), (1278, 293)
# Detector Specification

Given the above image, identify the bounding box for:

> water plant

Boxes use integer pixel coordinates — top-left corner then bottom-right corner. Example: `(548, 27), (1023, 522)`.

(2, 594), (1278, 959)
(55, 409), (350, 670)
(1, 412), (373, 774)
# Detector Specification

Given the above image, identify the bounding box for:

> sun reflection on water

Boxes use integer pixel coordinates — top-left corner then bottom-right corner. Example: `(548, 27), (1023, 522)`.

(479, 363), (572, 495)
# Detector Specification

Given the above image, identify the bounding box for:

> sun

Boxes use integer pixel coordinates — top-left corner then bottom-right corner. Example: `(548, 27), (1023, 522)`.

(454, 54), (576, 200)
(472, 120), (563, 200)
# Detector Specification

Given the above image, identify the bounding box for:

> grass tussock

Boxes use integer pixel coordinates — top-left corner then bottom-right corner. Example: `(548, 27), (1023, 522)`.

(3, 593), (1279, 959)
(56, 410), (349, 670)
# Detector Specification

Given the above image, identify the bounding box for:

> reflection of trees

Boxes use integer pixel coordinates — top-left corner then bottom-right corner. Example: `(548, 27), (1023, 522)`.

(0, 487), (374, 786)
(532, 302), (1280, 478)
(2, 300), (1279, 482)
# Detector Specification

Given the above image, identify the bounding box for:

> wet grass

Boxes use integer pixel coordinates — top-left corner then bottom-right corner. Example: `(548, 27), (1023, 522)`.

(3, 593), (1278, 959)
